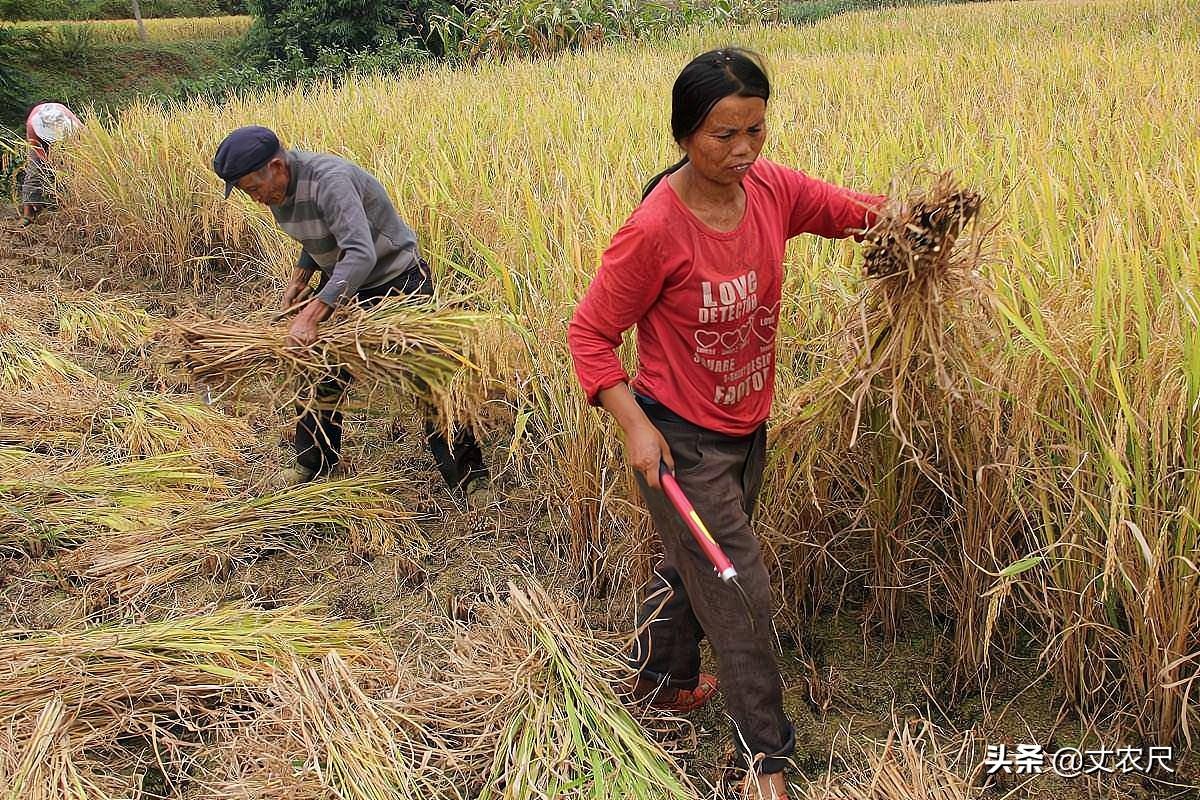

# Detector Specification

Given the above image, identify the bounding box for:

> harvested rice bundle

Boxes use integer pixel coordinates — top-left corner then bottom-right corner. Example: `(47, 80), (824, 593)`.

(861, 179), (982, 279)
(778, 170), (995, 469)
(172, 298), (503, 423)
(198, 582), (695, 800)
(0, 698), (133, 800)
(53, 295), (156, 351)
(0, 335), (94, 390)
(773, 171), (1008, 655)
(465, 583), (698, 800)
(0, 384), (251, 460)
(0, 449), (227, 552)
(61, 475), (421, 604)
(843, 172), (991, 437)
(198, 648), (479, 800)
(0, 606), (384, 790)
(277, 651), (480, 800)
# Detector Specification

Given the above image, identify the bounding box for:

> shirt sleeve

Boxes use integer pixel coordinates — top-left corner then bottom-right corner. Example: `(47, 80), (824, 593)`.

(25, 110), (46, 161)
(783, 166), (885, 241)
(313, 175), (376, 307)
(568, 220), (666, 406)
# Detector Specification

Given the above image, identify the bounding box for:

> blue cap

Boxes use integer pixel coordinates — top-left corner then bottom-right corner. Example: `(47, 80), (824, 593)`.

(212, 125), (281, 198)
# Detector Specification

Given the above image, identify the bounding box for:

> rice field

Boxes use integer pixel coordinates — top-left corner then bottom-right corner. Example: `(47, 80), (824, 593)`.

(11, 14), (251, 43)
(3, 0), (1198, 797)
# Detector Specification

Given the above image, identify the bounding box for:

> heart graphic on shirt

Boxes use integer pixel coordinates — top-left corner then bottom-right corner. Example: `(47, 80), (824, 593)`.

(752, 302), (781, 343)
(720, 329), (743, 351)
(694, 330), (720, 350)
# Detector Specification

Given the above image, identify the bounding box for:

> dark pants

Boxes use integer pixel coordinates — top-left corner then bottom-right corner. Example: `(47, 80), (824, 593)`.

(21, 151), (53, 207)
(294, 261), (487, 492)
(628, 395), (795, 774)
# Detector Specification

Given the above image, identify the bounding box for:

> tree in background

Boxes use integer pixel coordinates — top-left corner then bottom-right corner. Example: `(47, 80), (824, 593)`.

(131, 0), (147, 41)
(242, 0), (464, 72)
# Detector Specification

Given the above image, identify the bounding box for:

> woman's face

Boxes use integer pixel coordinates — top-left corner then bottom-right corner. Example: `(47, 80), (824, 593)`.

(680, 94), (767, 187)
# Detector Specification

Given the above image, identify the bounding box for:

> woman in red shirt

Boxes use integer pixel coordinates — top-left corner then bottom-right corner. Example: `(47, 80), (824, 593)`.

(568, 49), (883, 799)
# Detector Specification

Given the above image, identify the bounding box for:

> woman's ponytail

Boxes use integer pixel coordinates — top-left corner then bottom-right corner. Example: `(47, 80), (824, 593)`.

(642, 155), (689, 200)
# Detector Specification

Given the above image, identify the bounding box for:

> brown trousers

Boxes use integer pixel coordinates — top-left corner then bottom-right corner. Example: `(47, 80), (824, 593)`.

(628, 394), (795, 774)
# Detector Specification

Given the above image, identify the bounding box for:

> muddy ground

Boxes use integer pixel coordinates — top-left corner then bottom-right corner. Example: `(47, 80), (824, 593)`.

(1, 212), (1197, 800)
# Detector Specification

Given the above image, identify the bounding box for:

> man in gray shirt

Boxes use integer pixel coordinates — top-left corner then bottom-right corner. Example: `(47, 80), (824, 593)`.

(212, 125), (487, 494)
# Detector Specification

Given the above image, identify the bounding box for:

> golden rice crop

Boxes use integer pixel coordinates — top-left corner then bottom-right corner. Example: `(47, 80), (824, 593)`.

(48, 0), (1200, 747)
(61, 475), (421, 605)
(0, 605), (385, 798)
(12, 15), (252, 43)
(172, 299), (505, 425)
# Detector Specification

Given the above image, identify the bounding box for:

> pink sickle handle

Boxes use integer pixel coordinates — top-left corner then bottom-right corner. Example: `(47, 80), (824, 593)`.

(658, 461), (738, 582)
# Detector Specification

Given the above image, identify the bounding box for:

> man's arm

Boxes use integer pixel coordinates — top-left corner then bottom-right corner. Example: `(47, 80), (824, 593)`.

(312, 175), (377, 308)
(281, 252), (317, 312)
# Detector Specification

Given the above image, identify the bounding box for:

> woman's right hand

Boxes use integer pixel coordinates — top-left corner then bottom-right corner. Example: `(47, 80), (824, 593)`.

(624, 418), (674, 490)
(597, 383), (675, 490)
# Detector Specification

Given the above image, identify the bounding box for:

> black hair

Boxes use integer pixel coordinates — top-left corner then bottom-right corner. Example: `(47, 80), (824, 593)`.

(641, 48), (771, 200)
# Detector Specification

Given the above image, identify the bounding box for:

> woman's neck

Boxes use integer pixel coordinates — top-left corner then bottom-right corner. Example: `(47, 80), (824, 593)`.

(668, 163), (747, 232)
(672, 163), (742, 207)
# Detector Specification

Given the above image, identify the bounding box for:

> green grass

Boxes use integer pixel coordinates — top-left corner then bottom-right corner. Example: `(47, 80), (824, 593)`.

(0, 0), (244, 21)
(4, 36), (240, 127)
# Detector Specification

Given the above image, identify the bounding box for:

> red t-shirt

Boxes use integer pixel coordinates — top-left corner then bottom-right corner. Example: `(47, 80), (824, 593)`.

(568, 158), (883, 436)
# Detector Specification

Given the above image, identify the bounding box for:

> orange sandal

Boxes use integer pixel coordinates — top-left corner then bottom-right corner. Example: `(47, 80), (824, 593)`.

(647, 672), (719, 713)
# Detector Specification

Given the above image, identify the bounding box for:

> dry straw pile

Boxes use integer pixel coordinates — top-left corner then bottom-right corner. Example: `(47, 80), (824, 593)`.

(173, 298), (505, 426)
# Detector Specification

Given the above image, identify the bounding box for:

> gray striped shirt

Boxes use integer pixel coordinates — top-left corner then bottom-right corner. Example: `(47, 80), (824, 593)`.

(270, 149), (419, 307)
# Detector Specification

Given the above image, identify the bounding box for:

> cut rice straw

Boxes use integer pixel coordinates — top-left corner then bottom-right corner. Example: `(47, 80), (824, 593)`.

(60, 474), (421, 604)
(0, 449), (229, 553)
(0, 604), (386, 780)
(173, 296), (505, 424)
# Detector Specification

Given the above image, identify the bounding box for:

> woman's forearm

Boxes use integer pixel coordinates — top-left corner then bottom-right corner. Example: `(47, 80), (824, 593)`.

(598, 382), (647, 432)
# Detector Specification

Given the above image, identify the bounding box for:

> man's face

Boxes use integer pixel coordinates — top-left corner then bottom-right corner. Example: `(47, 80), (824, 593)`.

(236, 157), (289, 206)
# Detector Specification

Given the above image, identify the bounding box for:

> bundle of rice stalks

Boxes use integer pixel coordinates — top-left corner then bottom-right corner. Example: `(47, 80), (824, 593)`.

(791, 171), (993, 456)
(0, 449), (227, 553)
(0, 698), (134, 800)
(465, 583), (698, 800)
(53, 295), (156, 351)
(0, 383), (251, 460)
(172, 298), (504, 424)
(198, 582), (695, 800)
(197, 643), (479, 800)
(61, 475), (421, 604)
(774, 172), (1016, 679)
(861, 185), (982, 279)
(0, 605), (385, 795)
